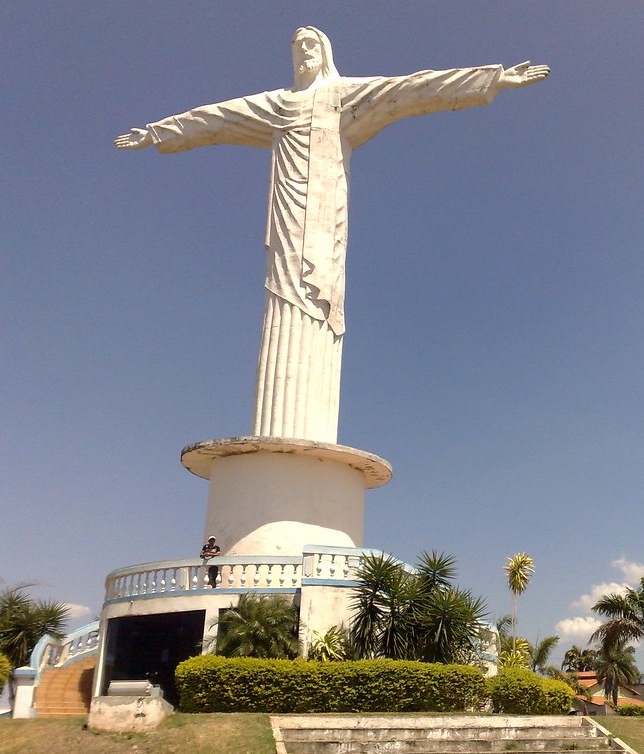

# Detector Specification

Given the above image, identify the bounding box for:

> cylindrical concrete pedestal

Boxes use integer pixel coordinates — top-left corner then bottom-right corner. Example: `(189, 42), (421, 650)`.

(181, 437), (392, 557)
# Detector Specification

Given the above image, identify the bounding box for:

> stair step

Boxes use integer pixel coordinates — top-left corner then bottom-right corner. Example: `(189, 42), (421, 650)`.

(272, 716), (615, 754)
(285, 749), (609, 754)
(282, 742), (609, 754)
(283, 730), (601, 743)
(35, 657), (96, 718)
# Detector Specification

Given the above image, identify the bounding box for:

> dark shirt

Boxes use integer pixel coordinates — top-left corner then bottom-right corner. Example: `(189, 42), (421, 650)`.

(200, 542), (221, 559)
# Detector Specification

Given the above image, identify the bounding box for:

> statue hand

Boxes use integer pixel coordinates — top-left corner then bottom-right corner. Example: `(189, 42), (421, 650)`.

(501, 61), (550, 89)
(114, 127), (153, 150)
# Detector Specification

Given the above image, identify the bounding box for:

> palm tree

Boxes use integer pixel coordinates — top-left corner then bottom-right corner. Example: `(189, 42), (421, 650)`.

(591, 577), (644, 648)
(496, 614), (513, 645)
(528, 635), (559, 675)
(504, 553), (534, 650)
(0, 586), (69, 670)
(415, 585), (487, 664)
(211, 594), (300, 659)
(561, 645), (598, 673)
(349, 550), (487, 664)
(499, 643), (531, 669)
(349, 553), (416, 660)
(307, 625), (351, 661)
(594, 640), (639, 706)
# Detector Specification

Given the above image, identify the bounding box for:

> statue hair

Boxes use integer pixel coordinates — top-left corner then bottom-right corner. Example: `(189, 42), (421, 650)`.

(292, 26), (340, 79)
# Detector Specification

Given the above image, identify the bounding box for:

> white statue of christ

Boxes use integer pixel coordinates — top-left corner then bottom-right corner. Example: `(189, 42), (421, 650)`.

(115, 26), (549, 444)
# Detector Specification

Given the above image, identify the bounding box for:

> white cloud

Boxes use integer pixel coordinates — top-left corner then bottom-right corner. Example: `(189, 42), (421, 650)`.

(556, 559), (644, 649)
(556, 616), (602, 642)
(572, 582), (628, 612)
(612, 558), (644, 584)
(64, 603), (93, 620)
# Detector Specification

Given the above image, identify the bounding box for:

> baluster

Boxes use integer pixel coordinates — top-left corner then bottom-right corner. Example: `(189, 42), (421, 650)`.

(226, 565), (234, 587)
(279, 564), (286, 587)
(330, 554), (337, 578)
(160, 570), (167, 592)
(170, 569), (177, 591)
(150, 571), (157, 593)
(253, 565), (260, 587)
(266, 565), (274, 587)
(240, 564), (248, 587)
(191, 566), (199, 590)
(343, 555), (350, 578)
(315, 555), (323, 577)
(293, 564), (301, 587)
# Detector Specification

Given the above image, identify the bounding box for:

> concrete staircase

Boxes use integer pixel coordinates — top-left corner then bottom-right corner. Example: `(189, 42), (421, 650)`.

(270, 715), (624, 754)
(35, 656), (95, 718)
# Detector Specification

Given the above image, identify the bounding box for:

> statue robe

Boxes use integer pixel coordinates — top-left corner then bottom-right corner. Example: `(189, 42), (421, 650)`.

(147, 65), (503, 442)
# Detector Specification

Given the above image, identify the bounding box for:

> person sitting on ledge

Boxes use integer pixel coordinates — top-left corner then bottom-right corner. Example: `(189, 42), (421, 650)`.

(200, 535), (221, 588)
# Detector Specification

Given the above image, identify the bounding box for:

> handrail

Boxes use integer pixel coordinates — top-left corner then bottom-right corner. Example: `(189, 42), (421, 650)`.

(24, 620), (101, 681)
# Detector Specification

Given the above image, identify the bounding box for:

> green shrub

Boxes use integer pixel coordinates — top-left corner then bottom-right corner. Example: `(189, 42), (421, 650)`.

(541, 678), (575, 714)
(616, 704), (644, 717)
(175, 656), (487, 713)
(487, 667), (573, 714)
(0, 653), (10, 695)
(423, 664), (488, 712)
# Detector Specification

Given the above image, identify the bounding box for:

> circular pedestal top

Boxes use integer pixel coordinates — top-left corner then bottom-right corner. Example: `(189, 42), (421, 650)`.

(181, 436), (392, 489)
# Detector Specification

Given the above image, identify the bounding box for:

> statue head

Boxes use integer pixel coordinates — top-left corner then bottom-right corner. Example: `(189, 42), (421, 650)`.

(292, 26), (339, 87)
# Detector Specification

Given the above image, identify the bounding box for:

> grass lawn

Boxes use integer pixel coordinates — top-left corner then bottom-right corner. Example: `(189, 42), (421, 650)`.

(1, 713), (642, 754)
(0, 713), (276, 754)
(600, 717), (644, 753)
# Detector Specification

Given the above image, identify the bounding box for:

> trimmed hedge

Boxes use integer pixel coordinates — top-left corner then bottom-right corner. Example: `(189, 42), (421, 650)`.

(487, 667), (574, 714)
(616, 704), (644, 716)
(175, 656), (487, 713)
(0, 653), (10, 695)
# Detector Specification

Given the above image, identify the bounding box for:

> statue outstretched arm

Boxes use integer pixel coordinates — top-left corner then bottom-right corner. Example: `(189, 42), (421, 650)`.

(114, 128), (153, 150)
(499, 61), (550, 89)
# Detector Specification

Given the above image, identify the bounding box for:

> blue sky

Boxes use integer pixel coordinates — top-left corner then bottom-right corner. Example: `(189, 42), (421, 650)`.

(3, 1), (643, 669)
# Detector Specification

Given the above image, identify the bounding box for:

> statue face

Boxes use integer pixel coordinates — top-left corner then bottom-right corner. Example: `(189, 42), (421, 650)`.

(292, 30), (323, 76)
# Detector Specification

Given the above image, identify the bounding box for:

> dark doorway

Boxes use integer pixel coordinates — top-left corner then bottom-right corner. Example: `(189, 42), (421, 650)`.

(102, 609), (205, 706)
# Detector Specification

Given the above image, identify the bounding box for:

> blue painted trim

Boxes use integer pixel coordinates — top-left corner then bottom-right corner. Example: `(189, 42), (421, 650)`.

(301, 579), (359, 587)
(13, 667), (37, 678)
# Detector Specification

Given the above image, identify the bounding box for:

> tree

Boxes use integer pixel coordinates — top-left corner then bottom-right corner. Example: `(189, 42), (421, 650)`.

(528, 635), (559, 675)
(0, 653), (11, 695)
(594, 640), (639, 706)
(349, 551), (487, 664)
(349, 553), (417, 660)
(0, 586), (69, 670)
(307, 626), (351, 662)
(591, 577), (644, 649)
(561, 645), (598, 673)
(211, 594), (299, 659)
(496, 615), (529, 668)
(504, 553), (534, 650)
(547, 667), (593, 703)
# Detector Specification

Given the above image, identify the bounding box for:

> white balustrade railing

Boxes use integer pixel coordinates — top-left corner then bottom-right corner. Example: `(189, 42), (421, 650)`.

(28, 621), (101, 677)
(105, 556), (306, 601)
(302, 546), (372, 581)
(103, 548), (388, 603)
